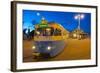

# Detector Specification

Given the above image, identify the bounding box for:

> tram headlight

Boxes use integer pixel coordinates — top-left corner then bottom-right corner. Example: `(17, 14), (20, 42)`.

(47, 46), (51, 51)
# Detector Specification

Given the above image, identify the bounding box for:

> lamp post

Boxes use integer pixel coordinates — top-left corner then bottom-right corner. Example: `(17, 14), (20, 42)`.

(74, 14), (84, 30)
(74, 14), (85, 39)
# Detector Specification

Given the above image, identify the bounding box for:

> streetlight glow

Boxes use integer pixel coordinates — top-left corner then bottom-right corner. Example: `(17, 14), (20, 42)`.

(74, 14), (85, 20)
(37, 12), (40, 16)
(80, 14), (84, 19)
(74, 15), (78, 19)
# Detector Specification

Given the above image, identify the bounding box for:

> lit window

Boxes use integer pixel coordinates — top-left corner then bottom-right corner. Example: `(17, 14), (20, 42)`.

(36, 31), (40, 35)
(46, 28), (51, 31)
(73, 33), (77, 37)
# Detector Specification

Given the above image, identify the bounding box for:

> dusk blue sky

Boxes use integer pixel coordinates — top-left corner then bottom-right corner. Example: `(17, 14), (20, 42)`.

(23, 10), (91, 34)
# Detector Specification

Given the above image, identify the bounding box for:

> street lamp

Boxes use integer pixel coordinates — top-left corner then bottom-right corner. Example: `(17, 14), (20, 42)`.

(74, 14), (85, 30)
(37, 12), (40, 16)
